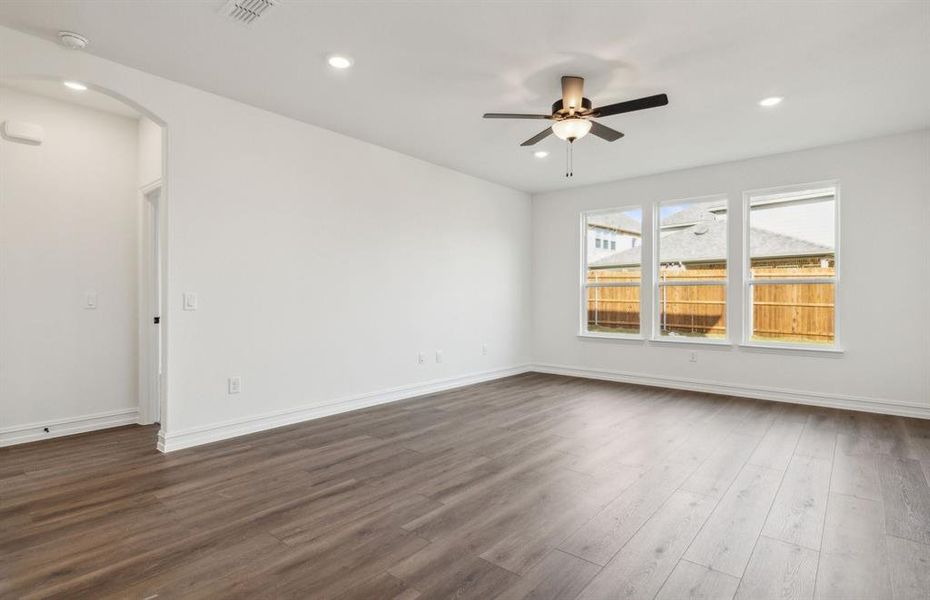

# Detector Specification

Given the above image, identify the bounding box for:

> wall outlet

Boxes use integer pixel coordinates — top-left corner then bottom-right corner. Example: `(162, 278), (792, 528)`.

(435, 350), (443, 364)
(689, 351), (697, 363)
(228, 376), (241, 394)
(183, 292), (198, 311)
(481, 344), (488, 356)
(417, 352), (425, 365)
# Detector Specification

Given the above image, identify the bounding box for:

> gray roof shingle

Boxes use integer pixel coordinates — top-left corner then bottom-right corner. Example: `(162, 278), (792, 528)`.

(587, 212), (642, 234)
(661, 203), (726, 228)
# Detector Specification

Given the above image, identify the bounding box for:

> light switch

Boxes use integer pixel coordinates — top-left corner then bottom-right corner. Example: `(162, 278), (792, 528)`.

(84, 292), (97, 309)
(183, 292), (198, 311)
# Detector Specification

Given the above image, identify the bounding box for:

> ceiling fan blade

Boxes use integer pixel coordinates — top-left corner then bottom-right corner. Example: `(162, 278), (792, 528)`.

(561, 76), (585, 113)
(483, 113), (552, 119)
(589, 121), (625, 142)
(593, 93), (669, 118)
(520, 127), (553, 147)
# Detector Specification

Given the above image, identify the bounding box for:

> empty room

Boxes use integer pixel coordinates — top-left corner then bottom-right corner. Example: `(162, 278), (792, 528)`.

(1, 1), (929, 598)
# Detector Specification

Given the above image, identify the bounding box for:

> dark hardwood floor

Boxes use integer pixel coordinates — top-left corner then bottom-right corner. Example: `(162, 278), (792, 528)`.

(3, 373), (930, 599)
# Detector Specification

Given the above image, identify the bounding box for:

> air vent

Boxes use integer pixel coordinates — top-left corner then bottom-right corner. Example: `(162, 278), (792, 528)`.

(220, 0), (276, 25)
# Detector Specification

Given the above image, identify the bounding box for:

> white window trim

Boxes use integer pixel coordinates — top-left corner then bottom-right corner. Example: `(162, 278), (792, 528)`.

(579, 206), (644, 339)
(651, 194), (730, 344)
(740, 180), (842, 352)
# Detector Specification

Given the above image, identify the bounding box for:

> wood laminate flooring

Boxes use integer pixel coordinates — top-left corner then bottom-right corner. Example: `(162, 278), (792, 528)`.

(2, 373), (930, 599)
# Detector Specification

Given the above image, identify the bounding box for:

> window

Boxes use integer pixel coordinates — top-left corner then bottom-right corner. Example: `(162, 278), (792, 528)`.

(744, 184), (838, 347)
(655, 196), (728, 340)
(582, 207), (643, 336)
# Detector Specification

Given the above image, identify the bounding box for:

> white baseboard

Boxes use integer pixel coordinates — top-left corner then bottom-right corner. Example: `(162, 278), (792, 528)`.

(158, 364), (532, 452)
(9, 362), (925, 451)
(0, 408), (140, 447)
(532, 363), (930, 419)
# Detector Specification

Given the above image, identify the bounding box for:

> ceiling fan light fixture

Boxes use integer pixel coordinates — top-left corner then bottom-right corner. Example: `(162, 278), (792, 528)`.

(552, 117), (592, 141)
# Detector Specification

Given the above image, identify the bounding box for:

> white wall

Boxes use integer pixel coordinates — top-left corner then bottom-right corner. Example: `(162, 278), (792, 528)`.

(137, 116), (161, 187)
(0, 27), (532, 450)
(0, 86), (140, 441)
(533, 130), (930, 414)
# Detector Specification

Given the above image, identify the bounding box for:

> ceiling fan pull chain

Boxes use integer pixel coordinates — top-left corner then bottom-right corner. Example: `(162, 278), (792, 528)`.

(565, 142), (574, 178)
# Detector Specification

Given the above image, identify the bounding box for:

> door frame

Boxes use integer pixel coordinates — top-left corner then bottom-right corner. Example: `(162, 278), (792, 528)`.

(139, 179), (165, 426)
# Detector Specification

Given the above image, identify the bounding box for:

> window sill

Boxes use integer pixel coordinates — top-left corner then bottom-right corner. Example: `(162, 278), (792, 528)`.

(739, 342), (845, 355)
(649, 337), (733, 348)
(577, 332), (645, 342)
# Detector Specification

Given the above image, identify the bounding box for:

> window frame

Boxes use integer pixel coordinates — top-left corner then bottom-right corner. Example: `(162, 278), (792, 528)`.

(579, 206), (644, 340)
(740, 180), (842, 351)
(651, 194), (731, 344)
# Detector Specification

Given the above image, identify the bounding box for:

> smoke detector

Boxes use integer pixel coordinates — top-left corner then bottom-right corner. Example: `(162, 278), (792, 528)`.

(57, 31), (89, 50)
(220, 0), (277, 25)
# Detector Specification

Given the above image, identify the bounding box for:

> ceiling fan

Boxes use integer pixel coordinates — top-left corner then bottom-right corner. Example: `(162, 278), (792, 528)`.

(483, 76), (669, 176)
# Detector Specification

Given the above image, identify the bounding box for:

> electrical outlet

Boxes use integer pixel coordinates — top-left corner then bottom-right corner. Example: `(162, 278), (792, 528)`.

(435, 350), (443, 364)
(481, 344), (488, 356)
(228, 376), (241, 394)
(689, 351), (697, 363)
(417, 352), (425, 365)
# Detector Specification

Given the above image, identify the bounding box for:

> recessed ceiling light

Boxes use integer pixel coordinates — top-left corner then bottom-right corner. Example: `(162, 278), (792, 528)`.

(327, 55), (353, 69)
(534, 151), (549, 158)
(759, 96), (783, 107)
(63, 81), (87, 91)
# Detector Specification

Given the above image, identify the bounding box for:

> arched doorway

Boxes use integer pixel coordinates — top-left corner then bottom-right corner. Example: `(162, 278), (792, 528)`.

(0, 77), (168, 450)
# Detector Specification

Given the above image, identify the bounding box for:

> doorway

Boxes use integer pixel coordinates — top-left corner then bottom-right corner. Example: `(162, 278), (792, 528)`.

(140, 181), (164, 425)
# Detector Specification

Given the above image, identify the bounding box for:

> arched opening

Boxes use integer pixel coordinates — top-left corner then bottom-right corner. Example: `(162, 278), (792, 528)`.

(0, 77), (168, 450)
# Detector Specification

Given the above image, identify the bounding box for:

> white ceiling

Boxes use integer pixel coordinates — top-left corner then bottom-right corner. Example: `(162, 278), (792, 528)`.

(1, 1), (928, 193)
(1, 78), (141, 118)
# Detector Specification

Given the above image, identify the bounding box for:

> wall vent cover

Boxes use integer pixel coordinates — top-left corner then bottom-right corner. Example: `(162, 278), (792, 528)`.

(220, 0), (277, 25)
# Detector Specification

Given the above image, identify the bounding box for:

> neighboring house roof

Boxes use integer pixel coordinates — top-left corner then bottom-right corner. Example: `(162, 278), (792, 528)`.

(589, 221), (832, 268)
(660, 206), (719, 228)
(587, 212), (642, 235)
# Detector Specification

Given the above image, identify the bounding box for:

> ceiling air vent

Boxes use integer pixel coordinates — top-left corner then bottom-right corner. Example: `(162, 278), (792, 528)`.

(220, 0), (277, 25)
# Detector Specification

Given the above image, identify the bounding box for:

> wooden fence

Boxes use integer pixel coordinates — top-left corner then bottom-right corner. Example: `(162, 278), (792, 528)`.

(586, 267), (835, 342)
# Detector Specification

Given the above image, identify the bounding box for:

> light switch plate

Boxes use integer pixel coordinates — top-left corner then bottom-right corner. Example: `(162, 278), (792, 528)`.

(183, 292), (198, 311)
(84, 292), (97, 309)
